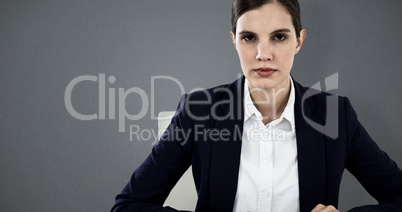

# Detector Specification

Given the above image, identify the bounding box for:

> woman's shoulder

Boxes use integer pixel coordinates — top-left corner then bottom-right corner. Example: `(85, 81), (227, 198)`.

(293, 78), (354, 122)
(185, 77), (244, 102)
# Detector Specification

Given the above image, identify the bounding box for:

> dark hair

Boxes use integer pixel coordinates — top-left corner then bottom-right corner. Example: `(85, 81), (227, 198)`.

(231, 0), (302, 38)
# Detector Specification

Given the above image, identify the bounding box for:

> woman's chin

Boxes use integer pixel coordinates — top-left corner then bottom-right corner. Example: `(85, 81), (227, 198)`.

(247, 74), (290, 91)
(248, 79), (279, 91)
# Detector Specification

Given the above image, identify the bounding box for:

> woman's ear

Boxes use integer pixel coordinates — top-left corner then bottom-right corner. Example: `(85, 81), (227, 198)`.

(295, 29), (307, 54)
(230, 31), (237, 49)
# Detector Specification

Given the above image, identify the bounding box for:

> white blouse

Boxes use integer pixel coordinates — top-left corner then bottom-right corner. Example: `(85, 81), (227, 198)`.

(233, 77), (300, 212)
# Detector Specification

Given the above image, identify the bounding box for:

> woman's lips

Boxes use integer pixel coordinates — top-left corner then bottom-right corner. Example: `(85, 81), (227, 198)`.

(255, 68), (276, 77)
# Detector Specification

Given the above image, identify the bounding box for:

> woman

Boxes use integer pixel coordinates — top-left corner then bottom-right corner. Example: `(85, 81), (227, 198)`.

(112, 0), (402, 211)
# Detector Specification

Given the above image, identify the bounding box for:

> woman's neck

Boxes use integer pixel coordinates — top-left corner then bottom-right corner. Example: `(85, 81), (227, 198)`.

(249, 78), (291, 125)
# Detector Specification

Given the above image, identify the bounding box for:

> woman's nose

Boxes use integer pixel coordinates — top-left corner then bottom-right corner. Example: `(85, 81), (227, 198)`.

(256, 42), (273, 61)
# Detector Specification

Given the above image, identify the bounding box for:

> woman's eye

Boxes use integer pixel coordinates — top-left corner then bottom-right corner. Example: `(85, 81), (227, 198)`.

(274, 34), (287, 41)
(242, 35), (256, 42)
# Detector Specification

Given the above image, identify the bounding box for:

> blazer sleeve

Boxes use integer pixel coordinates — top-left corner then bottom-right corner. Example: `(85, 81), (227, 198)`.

(343, 97), (402, 211)
(111, 94), (194, 212)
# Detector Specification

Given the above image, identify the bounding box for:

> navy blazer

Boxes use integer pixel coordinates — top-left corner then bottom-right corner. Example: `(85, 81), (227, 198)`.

(112, 76), (402, 212)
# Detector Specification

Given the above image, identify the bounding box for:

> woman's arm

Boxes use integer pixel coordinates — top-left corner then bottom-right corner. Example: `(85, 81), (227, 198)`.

(344, 97), (402, 211)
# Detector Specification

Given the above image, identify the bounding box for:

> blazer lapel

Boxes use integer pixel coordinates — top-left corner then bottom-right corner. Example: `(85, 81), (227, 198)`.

(205, 77), (327, 211)
(293, 80), (327, 212)
(208, 76), (245, 211)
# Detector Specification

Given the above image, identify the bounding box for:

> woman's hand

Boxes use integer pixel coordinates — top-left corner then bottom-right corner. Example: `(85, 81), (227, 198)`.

(311, 204), (339, 212)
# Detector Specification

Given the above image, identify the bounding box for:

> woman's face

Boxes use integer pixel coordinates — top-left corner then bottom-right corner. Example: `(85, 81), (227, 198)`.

(231, 2), (306, 91)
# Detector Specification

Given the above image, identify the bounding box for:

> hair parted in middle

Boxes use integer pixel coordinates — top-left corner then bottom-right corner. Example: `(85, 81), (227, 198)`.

(231, 0), (302, 38)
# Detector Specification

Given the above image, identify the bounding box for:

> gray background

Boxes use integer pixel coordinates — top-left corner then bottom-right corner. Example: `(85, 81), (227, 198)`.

(1, 0), (401, 211)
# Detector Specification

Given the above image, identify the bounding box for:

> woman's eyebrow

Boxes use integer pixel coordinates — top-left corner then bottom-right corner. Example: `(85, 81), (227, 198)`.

(238, 28), (291, 36)
(238, 30), (256, 35)
(270, 28), (291, 35)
